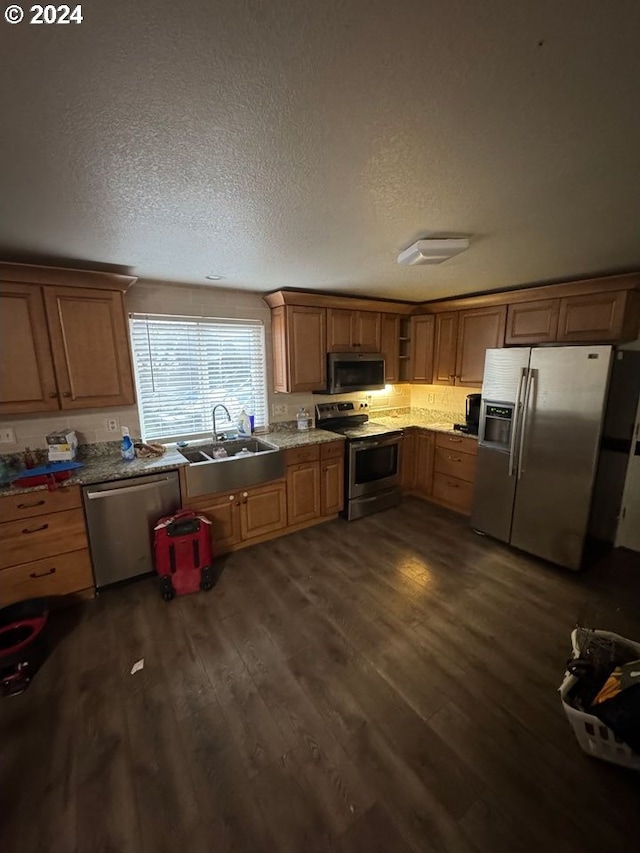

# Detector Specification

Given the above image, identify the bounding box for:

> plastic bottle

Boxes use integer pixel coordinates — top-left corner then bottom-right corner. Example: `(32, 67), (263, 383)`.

(297, 407), (310, 431)
(237, 409), (251, 437)
(120, 427), (135, 461)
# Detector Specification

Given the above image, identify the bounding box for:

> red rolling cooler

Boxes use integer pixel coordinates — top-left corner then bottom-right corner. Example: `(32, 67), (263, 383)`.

(153, 510), (214, 600)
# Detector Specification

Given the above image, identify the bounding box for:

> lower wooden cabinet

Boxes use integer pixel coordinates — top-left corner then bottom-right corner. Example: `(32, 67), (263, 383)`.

(0, 485), (94, 605)
(192, 490), (243, 552)
(286, 441), (344, 525)
(287, 461), (321, 524)
(320, 442), (344, 516)
(401, 429), (477, 516)
(241, 482), (287, 539)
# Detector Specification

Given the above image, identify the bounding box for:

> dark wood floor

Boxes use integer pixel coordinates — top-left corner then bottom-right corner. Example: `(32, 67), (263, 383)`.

(2, 497), (640, 853)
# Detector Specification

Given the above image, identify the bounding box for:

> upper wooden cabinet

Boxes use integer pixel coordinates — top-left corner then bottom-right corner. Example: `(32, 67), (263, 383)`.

(556, 290), (630, 343)
(0, 279), (135, 415)
(0, 283), (59, 415)
(271, 305), (326, 393)
(455, 305), (507, 387)
(43, 286), (135, 409)
(432, 312), (458, 385)
(506, 299), (559, 345)
(380, 314), (400, 382)
(326, 309), (381, 352)
(409, 315), (435, 383)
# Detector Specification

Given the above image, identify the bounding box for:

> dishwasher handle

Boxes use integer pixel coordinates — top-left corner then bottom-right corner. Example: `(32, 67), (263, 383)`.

(86, 478), (176, 500)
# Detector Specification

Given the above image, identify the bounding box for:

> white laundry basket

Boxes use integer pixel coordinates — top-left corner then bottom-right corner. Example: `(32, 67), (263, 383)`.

(559, 628), (640, 770)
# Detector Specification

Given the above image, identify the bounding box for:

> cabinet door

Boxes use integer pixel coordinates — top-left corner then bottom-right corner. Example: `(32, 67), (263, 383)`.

(400, 429), (416, 490)
(432, 312), (459, 385)
(557, 291), (627, 342)
(355, 312), (381, 351)
(195, 492), (242, 553)
(409, 316), (435, 382)
(287, 462), (321, 525)
(320, 457), (344, 516)
(240, 481), (287, 539)
(414, 431), (435, 496)
(43, 286), (135, 409)
(327, 309), (355, 352)
(0, 283), (59, 414)
(380, 314), (400, 382)
(287, 306), (327, 391)
(455, 306), (506, 387)
(505, 299), (559, 345)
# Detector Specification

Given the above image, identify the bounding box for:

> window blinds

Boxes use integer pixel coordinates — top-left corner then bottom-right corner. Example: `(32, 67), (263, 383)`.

(129, 313), (268, 442)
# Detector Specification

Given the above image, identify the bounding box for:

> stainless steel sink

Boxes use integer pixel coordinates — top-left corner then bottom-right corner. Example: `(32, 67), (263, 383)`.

(178, 438), (284, 497)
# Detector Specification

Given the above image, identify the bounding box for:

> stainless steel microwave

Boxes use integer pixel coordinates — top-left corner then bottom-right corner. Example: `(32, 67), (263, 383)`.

(324, 352), (385, 394)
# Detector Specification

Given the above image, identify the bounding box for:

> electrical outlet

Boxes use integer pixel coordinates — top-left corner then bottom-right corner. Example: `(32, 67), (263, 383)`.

(0, 427), (16, 444)
(106, 418), (120, 432)
(273, 403), (287, 416)
(428, 393), (435, 404)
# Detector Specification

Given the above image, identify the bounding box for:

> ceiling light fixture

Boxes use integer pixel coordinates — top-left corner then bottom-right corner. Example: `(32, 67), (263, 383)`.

(205, 274), (223, 281)
(397, 237), (469, 266)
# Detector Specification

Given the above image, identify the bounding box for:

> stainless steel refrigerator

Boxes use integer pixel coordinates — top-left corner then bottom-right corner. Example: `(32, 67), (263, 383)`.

(471, 346), (640, 570)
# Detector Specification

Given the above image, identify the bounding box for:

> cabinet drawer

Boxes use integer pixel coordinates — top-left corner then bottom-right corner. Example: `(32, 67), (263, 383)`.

(434, 445), (477, 483)
(432, 473), (474, 515)
(320, 441), (345, 461)
(284, 444), (320, 466)
(0, 485), (81, 523)
(0, 548), (93, 606)
(0, 507), (88, 570)
(434, 432), (478, 456)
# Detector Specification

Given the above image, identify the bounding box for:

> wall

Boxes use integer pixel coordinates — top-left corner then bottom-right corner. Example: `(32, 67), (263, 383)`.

(0, 280), (468, 451)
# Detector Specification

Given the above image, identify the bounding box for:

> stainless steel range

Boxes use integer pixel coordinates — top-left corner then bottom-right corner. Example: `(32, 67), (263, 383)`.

(315, 401), (403, 520)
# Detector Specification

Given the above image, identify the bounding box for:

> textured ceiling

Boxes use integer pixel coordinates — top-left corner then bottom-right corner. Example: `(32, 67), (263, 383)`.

(1, 0), (640, 301)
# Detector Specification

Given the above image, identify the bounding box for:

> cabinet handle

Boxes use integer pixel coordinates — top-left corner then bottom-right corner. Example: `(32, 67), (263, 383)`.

(30, 567), (56, 579)
(447, 455), (462, 462)
(448, 481), (460, 488)
(22, 523), (49, 534)
(62, 391), (71, 398)
(229, 495), (234, 501)
(17, 499), (45, 509)
(48, 391), (58, 398)
(242, 492), (248, 497)
(448, 438), (462, 443)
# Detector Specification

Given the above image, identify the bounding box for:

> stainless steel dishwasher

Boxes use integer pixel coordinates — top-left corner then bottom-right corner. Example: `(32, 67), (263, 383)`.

(83, 471), (181, 589)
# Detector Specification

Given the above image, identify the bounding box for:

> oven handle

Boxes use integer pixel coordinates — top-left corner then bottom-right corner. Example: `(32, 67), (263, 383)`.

(350, 433), (402, 451)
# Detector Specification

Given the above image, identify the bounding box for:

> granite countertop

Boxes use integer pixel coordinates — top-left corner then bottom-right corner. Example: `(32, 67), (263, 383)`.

(0, 429), (344, 497)
(0, 450), (188, 497)
(373, 413), (479, 439)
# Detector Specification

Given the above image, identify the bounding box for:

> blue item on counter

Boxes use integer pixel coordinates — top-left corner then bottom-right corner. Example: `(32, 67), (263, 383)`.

(121, 428), (135, 461)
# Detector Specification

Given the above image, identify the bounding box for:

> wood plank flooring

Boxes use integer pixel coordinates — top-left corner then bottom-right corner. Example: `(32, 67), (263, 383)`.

(2, 497), (640, 852)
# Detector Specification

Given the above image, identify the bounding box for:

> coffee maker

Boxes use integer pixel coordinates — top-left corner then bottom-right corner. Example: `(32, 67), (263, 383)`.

(454, 393), (481, 435)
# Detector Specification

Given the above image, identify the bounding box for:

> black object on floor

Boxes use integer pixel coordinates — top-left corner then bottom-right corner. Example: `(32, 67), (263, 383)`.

(0, 598), (49, 697)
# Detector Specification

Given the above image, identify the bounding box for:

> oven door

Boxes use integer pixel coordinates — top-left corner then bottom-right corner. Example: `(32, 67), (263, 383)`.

(348, 433), (402, 498)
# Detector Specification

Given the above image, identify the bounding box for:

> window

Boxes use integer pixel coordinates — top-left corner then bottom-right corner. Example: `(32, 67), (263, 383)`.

(129, 313), (268, 442)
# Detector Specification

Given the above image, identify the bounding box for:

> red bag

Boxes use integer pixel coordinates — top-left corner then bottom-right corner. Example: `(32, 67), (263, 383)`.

(153, 509), (214, 600)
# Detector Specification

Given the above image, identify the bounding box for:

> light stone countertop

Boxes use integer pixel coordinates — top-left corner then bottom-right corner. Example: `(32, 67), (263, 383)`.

(372, 413), (478, 438)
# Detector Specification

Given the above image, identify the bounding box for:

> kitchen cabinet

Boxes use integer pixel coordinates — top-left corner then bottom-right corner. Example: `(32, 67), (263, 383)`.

(432, 433), (478, 515)
(409, 315), (435, 383)
(400, 429), (416, 489)
(455, 305), (507, 387)
(43, 286), (135, 409)
(556, 290), (629, 342)
(285, 441), (344, 524)
(414, 430), (435, 496)
(271, 305), (326, 393)
(505, 299), (559, 345)
(287, 461), (321, 525)
(191, 480), (287, 553)
(0, 485), (93, 605)
(320, 441), (344, 516)
(432, 312), (458, 385)
(0, 281), (135, 414)
(326, 309), (381, 352)
(380, 314), (400, 382)
(0, 283), (59, 415)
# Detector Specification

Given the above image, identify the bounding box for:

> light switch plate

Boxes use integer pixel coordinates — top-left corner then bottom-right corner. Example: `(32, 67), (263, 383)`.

(0, 427), (16, 444)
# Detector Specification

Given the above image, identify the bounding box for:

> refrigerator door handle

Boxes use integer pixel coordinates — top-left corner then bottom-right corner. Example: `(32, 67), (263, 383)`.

(508, 368), (527, 476)
(517, 368), (535, 480)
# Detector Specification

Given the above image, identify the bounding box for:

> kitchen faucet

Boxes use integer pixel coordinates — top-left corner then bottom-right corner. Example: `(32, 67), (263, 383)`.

(212, 403), (232, 441)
